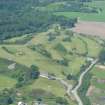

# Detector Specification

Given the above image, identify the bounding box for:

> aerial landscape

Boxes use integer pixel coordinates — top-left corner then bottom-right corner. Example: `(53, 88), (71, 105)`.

(0, 0), (105, 105)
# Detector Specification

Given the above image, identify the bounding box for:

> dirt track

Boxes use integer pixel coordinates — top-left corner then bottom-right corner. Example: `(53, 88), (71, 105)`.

(72, 21), (105, 38)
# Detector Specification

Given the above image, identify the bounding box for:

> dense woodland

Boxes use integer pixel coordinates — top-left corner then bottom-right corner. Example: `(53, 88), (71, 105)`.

(0, 0), (97, 41)
(0, 0), (78, 41)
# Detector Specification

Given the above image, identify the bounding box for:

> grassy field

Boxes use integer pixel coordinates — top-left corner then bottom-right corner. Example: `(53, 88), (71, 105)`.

(90, 66), (105, 89)
(0, 28), (103, 105)
(55, 12), (105, 21)
(89, 66), (105, 105)
(0, 75), (16, 90)
(20, 77), (76, 105)
(79, 36), (102, 57)
(27, 78), (66, 97)
(46, 2), (65, 11)
(62, 36), (87, 54)
(0, 29), (102, 76)
(54, 1), (105, 22)
(0, 58), (74, 105)
(91, 67), (105, 79)
(0, 1), (105, 105)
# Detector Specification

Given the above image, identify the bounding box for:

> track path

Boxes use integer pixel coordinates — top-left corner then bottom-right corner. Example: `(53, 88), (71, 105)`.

(40, 59), (98, 105)
(71, 59), (98, 105)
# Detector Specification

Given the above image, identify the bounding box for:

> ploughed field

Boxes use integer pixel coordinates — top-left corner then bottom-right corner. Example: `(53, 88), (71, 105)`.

(72, 21), (105, 37)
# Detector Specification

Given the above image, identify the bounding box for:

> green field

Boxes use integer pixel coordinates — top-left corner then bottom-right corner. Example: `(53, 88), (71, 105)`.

(0, 27), (104, 105)
(28, 78), (65, 96)
(91, 67), (105, 79)
(0, 29), (102, 77)
(0, 75), (16, 90)
(88, 66), (105, 105)
(54, 1), (105, 22)
(0, 0), (105, 105)
(90, 66), (105, 89)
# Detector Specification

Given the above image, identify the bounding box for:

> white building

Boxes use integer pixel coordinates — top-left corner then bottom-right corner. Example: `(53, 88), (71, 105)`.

(18, 101), (27, 105)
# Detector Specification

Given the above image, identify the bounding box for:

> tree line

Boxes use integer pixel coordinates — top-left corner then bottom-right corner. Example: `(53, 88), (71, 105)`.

(0, 0), (77, 41)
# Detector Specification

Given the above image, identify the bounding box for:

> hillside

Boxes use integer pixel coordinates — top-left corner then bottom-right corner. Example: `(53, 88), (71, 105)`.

(0, 26), (104, 105)
(0, 0), (105, 105)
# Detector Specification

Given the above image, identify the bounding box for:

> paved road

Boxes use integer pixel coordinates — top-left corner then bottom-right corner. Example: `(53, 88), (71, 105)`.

(71, 59), (98, 105)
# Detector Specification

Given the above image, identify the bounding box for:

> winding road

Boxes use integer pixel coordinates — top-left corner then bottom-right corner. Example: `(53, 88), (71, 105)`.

(71, 59), (98, 105)
(40, 59), (98, 105)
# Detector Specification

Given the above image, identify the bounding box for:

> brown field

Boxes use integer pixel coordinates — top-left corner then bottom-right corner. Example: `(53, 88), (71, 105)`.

(96, 65), (105, 70)
(72, 21), (105, 38)
(86, 85), (95, 96)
